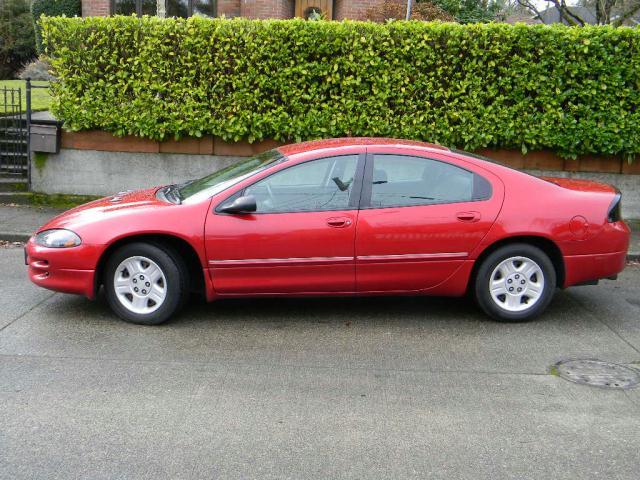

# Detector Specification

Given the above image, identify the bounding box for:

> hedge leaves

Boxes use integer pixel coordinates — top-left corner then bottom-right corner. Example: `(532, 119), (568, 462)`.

(42, 16), (640, 157)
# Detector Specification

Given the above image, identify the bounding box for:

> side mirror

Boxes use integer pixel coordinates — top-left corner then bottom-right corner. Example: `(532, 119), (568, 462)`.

(218, 195), (257, 214)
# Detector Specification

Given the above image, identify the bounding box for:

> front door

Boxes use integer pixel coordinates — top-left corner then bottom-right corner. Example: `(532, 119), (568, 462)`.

(356, 151), (503, 293)
(206, 154), (364, 294)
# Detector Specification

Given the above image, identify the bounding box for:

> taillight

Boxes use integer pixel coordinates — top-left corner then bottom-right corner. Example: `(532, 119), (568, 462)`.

(607, 192), (622, 222)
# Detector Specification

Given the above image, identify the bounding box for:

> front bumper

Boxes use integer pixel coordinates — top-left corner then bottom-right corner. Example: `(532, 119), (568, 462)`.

(25, 238), (99, 299)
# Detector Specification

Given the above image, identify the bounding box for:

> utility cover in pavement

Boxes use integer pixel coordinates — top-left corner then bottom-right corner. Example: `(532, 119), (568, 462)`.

(555, 359), (640, 390)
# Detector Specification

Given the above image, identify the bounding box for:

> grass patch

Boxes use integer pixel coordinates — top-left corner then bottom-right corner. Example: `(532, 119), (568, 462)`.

(0, 192), (102, 209)
(33, 152), (48, 173)
(0, 80), (51, 113)
(29, 192), (101, 209)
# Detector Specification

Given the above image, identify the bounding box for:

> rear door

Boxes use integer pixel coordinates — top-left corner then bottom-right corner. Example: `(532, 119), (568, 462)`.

(355, 149), (503, 293)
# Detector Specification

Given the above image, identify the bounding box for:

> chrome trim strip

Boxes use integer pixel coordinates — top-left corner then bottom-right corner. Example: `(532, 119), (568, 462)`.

(356, 252), (468, 261)
(209, 252), (467, 266)
(209, 256), (353, 266)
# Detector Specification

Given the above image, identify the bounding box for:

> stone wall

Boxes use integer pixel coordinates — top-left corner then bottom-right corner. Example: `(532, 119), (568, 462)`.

(30, 130), (640, 218)
(31, 150), (242, 196)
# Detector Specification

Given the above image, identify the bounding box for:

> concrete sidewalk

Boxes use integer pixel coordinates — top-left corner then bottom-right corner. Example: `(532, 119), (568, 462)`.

(1, 204), (639, 259)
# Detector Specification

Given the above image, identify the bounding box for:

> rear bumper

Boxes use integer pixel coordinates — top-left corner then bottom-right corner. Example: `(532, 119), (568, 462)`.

(563, 250), (627, 288)
(25, 239), (98, 299)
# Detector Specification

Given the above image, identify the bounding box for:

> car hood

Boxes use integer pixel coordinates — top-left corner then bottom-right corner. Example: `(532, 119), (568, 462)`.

(38, 187), (166, 233)
(539, 176), (617, 194)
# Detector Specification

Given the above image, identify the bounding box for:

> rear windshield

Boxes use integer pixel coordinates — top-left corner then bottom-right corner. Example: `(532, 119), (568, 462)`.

(452, 149), (551, 183)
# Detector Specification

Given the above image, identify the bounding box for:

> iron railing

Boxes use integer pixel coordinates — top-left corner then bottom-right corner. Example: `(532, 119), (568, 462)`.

(0, 86), (27, 177)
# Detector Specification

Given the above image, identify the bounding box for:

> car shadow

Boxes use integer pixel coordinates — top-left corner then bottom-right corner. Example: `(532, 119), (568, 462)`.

(68, 286), (578, 330)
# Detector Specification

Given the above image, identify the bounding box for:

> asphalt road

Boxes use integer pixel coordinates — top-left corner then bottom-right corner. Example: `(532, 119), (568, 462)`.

(1, 246), (639, 480)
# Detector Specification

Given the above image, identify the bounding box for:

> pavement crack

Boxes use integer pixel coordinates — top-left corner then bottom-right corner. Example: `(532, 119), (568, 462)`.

(0, 292), (56, 334)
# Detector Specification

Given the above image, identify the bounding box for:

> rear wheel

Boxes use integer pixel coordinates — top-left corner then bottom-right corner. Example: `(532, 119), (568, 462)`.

(104, 242), (189, 325)
(474, 243), (556, 321)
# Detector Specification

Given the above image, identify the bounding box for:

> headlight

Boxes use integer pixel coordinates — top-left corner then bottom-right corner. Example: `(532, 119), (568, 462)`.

(34, 229), (82, 248)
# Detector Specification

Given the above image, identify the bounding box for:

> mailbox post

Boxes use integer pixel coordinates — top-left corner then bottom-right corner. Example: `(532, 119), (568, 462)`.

(26, 78), (61, 190)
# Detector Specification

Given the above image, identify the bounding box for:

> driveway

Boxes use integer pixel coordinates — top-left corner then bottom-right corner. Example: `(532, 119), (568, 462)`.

(1, 246), (639, 479)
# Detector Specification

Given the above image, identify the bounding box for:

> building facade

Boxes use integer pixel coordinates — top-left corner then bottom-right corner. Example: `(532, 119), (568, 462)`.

(82, 1), (385, 20)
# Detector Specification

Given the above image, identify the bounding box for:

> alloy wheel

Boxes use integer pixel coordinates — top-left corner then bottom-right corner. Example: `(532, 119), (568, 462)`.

(489, 256), (545, 312)
(113, 256), (167, 314)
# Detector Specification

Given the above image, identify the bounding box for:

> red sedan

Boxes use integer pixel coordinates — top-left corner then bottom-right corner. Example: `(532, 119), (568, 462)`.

(26, 138), (630, 325)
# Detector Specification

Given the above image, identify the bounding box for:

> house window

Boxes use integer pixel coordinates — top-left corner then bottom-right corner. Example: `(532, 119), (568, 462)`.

(113, 0), (158, 15)
(166, 0), (216, 17)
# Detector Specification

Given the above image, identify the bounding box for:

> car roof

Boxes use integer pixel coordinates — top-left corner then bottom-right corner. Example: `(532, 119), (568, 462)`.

(277, 137), (450, 156)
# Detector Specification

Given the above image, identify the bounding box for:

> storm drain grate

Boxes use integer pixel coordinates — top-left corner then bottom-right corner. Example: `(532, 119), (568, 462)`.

(554, 359), (640, 390)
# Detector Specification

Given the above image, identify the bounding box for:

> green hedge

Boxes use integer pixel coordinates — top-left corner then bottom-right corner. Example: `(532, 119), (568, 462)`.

(32, 0), (81, 53)
(42, 16), (640, 158)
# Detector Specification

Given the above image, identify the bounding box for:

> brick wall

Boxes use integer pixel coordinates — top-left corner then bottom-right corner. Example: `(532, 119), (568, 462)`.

(334, 0), (385, 20)
(218, 0), (241, 17)
(80, 0), (384, 19)
(241, 0), (294, 19)
(82, 0), (110, 16)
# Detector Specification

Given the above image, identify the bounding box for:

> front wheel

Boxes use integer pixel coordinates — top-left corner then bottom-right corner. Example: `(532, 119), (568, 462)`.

(104, 242), (189, 325)
(474, 244), (556, 322)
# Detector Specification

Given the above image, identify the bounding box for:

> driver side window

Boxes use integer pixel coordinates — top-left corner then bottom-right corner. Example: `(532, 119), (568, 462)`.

(245, 155), (358, 213)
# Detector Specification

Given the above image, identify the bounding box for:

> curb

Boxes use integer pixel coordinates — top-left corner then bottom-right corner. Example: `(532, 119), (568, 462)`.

(0, 233), (31, 243)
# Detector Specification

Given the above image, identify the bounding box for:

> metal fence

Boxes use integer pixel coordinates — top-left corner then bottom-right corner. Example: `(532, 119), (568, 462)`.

(0, 87), (28, 177)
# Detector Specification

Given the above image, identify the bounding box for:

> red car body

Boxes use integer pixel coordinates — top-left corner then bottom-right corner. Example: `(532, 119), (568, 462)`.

(26, 138), (629, 308)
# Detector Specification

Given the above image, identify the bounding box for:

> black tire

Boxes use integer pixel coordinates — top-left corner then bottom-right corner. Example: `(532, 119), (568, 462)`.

(104, 242), (189, 325)
(474, 243), (556, 322)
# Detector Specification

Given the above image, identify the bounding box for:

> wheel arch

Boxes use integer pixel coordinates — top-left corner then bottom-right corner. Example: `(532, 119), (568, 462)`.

(469, 235), (565, 292)
(94, 233), (206, 298)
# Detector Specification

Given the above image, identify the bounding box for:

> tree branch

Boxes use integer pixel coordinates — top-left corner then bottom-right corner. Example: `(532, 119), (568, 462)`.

(517, 0), (543, 21)
(613, 1), (640, 26)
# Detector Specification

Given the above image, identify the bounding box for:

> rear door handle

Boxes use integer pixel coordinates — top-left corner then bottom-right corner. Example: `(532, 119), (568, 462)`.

(456, 211), (481, 223)
(327, 217), (352, 228)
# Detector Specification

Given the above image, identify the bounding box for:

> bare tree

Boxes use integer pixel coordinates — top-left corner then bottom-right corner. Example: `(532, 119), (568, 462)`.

(517, 0), (640, 25)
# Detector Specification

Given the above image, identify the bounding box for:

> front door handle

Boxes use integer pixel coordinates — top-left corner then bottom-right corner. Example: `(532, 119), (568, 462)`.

(327, 217), (353, 228)
(456, 211), (481, 223)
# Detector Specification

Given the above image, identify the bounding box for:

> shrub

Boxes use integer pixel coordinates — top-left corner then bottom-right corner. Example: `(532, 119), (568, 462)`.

(18, 58), (55, 81)
(42, 16), (640, 158)
(0, 0), (36, 79)
(31, 0), (81, 53)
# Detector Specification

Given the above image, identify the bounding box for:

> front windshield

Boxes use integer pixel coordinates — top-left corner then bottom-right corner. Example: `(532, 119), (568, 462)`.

(179, 149), (285, 203)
